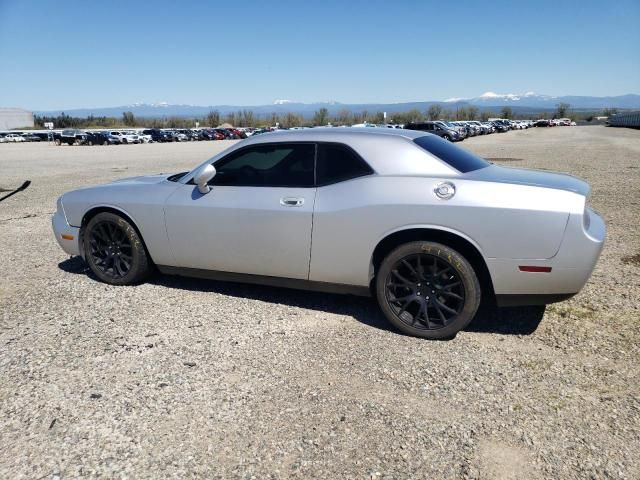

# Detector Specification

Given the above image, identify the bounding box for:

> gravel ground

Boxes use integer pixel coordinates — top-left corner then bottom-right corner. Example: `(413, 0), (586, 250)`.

(1, 127), (639, 479)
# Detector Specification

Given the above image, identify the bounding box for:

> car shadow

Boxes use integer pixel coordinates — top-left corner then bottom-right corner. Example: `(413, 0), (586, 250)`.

(58, 257), (546, 337)
(467, 304), (545, 335)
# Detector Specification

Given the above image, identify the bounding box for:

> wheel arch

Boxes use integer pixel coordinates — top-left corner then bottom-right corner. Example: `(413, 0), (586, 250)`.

(80, 206), (154, 264)
(370, 226), (495, 303)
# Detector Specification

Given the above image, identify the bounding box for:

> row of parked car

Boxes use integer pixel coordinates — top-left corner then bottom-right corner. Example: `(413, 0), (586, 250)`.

(400, 118), (575, 142)
(46, 127), (256, 146)
(0, 127), (257, 146)
(0, 132), (46, 143)
(1, 118), (577, 145)
(395, 119), (531, 142)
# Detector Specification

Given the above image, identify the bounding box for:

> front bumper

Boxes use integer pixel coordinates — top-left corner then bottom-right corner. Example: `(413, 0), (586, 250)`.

(52, 208), (81, 256)
(487, 208), (605, 305)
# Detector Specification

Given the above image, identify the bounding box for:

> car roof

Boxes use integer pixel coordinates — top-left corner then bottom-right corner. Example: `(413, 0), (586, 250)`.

(182, 127), (461, 183)
(242, 127), (427, 144)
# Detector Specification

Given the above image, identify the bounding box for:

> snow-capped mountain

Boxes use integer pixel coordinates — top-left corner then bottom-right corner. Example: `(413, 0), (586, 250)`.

(446, 92), (639, 109)
(37, 93), (640, 118)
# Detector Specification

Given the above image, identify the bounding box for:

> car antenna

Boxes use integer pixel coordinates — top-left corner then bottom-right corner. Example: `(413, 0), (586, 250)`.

(0, 180), (31, 203)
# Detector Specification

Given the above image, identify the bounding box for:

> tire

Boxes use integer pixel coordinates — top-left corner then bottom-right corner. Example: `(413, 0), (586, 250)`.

(122, 139), (128, 144)
(83, 212), (152, 285)
(375, 241), (481, 339)
(88, 141), (93, 146)
(54, 139), (61, 146)
(442, 135), (451, 141)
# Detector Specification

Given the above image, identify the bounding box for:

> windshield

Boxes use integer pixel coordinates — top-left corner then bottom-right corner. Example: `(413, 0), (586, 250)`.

(414, 135), (490, 173)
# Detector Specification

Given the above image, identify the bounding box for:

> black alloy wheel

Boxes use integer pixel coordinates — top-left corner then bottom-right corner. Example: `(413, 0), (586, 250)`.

(83, 212), (151, 285)
(385, 253), (465, 329)
(376, 242), (481, 339)
(88, 219), (134, 280)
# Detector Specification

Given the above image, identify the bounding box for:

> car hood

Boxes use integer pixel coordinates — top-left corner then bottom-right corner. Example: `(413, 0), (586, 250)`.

(467, 165), (590, 196)
(110, 173), (174, 185)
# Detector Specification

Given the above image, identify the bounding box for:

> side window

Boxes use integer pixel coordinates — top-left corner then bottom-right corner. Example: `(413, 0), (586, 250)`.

(213, 143), (315, 187)
(316, 143), (374, 186)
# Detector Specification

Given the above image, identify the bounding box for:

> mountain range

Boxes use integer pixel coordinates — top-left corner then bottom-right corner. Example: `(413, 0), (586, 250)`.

(36, 92), (640, 118)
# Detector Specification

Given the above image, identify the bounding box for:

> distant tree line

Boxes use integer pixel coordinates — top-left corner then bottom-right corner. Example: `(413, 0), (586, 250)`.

(33, 104), (622, 129)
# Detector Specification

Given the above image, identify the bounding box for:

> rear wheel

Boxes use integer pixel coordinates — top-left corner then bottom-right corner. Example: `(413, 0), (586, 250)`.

(376, 241), (481, 339)
(83, 212), (151, 285)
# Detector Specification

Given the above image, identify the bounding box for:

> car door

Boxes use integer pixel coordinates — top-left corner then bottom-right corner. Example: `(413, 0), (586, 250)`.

(164, 142), (316, 280)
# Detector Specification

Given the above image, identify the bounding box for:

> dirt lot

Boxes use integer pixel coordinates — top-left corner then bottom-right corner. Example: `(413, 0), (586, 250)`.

(1, 126), (639, 479)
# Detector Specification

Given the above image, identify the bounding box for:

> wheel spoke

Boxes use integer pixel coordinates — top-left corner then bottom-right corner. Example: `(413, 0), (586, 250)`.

(92, 228), (108, 243)
(433, 301), (447, 323)
(440, 291), (463, 301)
(120, 256), (131, 270)
(442, 281), (461, 291)
(101, 224), (113, 242)
(414, 301), (429, 327)
(114, 256), (126, 277)
(391, 269), (413, 286)
(435, 299), (458, 316)
(401, 259), (418, 279)
(392, 293), (415, 304)
(438, 267), (451, 278)
(388, 282), (411, 289)
(416, 255), (423, 278)
(397, 298), (414, 317)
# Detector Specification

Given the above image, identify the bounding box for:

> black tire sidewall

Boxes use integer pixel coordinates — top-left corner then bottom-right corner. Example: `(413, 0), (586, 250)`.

(83, 212), (151, 285)
(376, 241), (481, 339)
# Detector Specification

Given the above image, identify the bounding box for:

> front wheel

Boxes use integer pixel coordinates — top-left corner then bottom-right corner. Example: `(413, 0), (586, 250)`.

(442, 135), (451, 141)
(376, 241), (481, 339)
(83, 212), (152, 285)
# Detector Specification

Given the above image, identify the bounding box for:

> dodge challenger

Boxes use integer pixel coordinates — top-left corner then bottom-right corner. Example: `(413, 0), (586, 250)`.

(52, 128), (605, 339)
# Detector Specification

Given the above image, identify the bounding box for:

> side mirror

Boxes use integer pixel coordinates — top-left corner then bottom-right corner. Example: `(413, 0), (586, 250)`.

(194, 164), (216, 194)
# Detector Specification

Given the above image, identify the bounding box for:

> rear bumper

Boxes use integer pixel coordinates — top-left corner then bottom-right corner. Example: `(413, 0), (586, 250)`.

(487, 208), (605, 304)
(52, 209), (81, 256)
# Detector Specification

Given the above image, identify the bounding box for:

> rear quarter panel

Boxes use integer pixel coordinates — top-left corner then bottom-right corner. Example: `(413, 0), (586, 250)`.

(309, 175), (583, 286)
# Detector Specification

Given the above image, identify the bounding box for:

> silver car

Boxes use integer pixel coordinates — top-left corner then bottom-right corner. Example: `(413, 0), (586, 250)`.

(52, 129), (605, 339)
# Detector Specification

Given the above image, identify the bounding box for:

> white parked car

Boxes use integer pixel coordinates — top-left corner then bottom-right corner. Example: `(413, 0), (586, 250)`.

(4, 133), (26, 142)
(136, 131), (152, 143)
(109, 131), (139, 144)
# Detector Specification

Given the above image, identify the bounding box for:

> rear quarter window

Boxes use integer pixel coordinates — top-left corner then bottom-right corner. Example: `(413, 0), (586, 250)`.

(413, 135), (490, 173)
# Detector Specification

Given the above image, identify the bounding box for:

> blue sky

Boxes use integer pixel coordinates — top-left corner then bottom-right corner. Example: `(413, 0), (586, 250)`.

(0, 0), (638, 110)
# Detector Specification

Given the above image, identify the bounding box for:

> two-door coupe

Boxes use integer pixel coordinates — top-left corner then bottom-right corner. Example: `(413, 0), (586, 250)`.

(52, 128), (605, 339)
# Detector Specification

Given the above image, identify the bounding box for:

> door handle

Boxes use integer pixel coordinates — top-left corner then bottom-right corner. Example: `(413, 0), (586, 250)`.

(280, 197), (304, 207)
